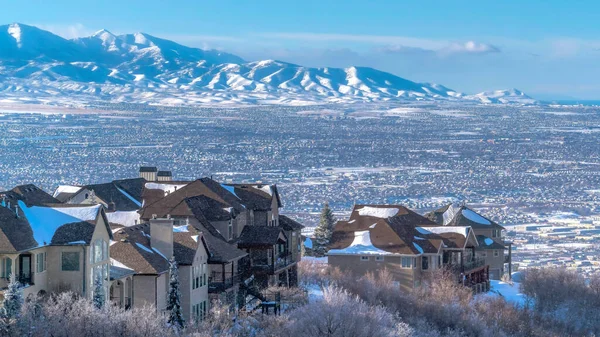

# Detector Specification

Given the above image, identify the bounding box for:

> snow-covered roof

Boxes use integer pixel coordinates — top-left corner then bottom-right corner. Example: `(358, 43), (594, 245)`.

(52, 185), (82, 198)
(416, 226), (470, 238)
(144, 182), (188, 194)
(461, 208), (491, 225)
(328, 230), (403, 256)
(356, 206), (399, 218)
(105, 210), (140, 227)
(18, 200), (101, 247)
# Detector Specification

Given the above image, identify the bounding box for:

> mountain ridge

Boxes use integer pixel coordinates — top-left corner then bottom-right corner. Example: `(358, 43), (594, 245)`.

(0, 23), (536, 106)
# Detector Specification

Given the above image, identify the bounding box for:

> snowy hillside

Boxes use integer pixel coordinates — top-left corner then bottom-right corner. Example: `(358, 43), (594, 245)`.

(0, 23), (536, 106)
(465, 89), (536, 104)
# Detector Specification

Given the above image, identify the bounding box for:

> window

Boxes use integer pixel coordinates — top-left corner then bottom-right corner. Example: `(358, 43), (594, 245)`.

(2, 258), (12, 278)
(375, 256), (384, 262)
(412, 257), (417, 269)
(228, 220), (233, 240)
(62, 252), (80, 271)
(494, 250), (500, 257)
(36, 252), (46, 273)
(93, 239), (103, 263)
(360, 256), (369, 261)
(192, 266), (200, 289)
(401, 257), (412, 268)
(102, 240), (108, 260)
(438, 255), (442, 267)
(422, 256), (429, 270)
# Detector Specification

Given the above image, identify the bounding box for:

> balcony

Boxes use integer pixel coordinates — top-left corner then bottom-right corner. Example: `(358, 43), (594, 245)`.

(274, 252), (293, 271)
(208, 272), (240, 293)
(445, 257), (486, 274)
(249, 251), (294, 275)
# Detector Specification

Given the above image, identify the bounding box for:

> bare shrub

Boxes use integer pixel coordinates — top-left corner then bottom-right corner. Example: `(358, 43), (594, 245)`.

(282, 286), (411, 337)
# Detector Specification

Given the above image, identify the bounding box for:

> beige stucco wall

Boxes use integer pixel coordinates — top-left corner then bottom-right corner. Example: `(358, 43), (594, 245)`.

(473, 228), (506, 279)
(132, 275), (158, 307)
(328, 255), (419, 292)
(179, 239), (209, 321)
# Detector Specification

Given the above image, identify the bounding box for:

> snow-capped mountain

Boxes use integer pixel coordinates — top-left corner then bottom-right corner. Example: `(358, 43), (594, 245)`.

(0, 23), (536, 105)
(465, 89), (536, 104)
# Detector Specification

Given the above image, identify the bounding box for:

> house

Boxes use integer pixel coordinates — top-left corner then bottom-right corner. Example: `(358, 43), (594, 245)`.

(0, 197), (112, 302)
(138, 177), (302, 304)
(109, 217), (211, 322)
(425, 204), (511, 280)
(53, 178), (146, 227)
(328, 205), (489, 293)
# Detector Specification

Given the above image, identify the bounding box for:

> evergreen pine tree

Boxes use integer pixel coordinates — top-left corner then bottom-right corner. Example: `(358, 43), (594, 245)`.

(0, 277), (23, 333)
(313, 202), (336, 257)
(166, 258), (185, 330)
(93, 273), (105, 309)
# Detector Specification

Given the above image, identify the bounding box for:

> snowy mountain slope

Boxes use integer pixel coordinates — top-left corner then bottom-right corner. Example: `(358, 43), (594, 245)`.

(0, 23), (536, 105)
(465, 89), (536, 104)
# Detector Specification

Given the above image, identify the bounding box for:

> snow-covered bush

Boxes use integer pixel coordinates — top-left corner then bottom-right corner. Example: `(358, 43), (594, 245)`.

(282, 286), (411, 337)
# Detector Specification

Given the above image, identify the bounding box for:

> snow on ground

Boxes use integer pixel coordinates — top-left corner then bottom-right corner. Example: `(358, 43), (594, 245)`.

(301, 256), (328, 264)
(483, 280), (527, 307)
(306, 283), (324, 303)
(357, 206), (399, 218)
(462, 208), (491, 225)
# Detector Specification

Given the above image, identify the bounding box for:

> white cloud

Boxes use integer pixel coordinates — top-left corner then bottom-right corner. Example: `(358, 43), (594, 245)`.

(34, 23), (95, 39)
(442, 41), (500, 54)
(256, 32), (448, 50)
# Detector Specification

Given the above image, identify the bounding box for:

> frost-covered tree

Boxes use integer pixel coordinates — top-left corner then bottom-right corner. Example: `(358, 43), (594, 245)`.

(313, 202), (336, 256)
(166, 258), (185, 330)
(0, 278), (23, 334)
(92, 273), (105, 309)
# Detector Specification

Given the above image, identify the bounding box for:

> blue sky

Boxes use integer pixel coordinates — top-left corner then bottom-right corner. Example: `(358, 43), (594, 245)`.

(4, 0), (600, 99)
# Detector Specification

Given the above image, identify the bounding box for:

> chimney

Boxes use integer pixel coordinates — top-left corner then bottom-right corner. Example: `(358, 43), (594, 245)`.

(139, 166), (158, 181)
(157, 171), (172, 182)
(149, 217), (174, 260)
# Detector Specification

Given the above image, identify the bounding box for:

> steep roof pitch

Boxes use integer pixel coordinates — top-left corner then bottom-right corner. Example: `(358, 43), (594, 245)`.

(1, 184), (60, 206)
(425, 204), (505, 230)
(0, 206), (37, 253)
(475, 235), (507, 250)
(16, 201), (111, 248)
(225, 183), (281, 210)
(50, 221), (96, 245)
(173, 228), (210, 266)
(237, 226), (287, 248)
(140, 179), (243, 220)
(189, 215), (247, 263)
(330, 204), (467, 256)
(110, 223), (170, 274)
(77, 182), (141, 211)
(279, 215), (304, 231)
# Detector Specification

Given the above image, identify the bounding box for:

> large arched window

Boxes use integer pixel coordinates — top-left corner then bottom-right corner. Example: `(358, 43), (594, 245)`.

(92, 239), (108, 264)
